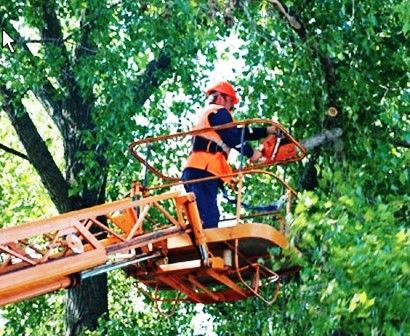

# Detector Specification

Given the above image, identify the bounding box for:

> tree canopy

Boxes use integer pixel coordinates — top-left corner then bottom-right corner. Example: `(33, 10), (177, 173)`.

(0, 0), (408, 335)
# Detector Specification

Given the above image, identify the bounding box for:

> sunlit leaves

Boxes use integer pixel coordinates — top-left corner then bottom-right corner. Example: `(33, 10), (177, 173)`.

(395, 0), (410, 36)
(1, 0), (409, 335)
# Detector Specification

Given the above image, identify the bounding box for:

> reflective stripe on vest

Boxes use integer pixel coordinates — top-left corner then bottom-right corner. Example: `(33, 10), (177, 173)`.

(185, 104), (233, 181)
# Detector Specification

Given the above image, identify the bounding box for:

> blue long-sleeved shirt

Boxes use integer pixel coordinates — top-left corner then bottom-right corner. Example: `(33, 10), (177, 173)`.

(208, 107), (268, 158)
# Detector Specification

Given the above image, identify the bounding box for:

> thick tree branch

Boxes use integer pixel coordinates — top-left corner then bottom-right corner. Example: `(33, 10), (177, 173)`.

(40, 1), (70, 63)
(39, 1), (94, 126)
(65, 275), (108, 336)
(268, 0), (338, 113)
(268, 0), (306, 38)
(0, 86), (80, 213)
(5, 23), (66, 139)
(38, 1), (101, 186)
(133, 50), (172, 107)
(301, 128), (343, 151)
(0, 143), (29, 161)
(299, 128), (343, 190)
(74, 6), (98, 61)
(267, 0), (343, 167)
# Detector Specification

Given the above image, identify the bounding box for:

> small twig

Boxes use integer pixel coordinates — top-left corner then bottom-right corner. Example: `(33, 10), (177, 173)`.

(0, 143), (30, 161)
(18, 38), (98, 54)
(268, 0), (302, 30)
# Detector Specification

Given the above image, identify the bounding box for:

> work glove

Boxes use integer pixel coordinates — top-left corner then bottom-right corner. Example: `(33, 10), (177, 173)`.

(250, 149), (263, 162)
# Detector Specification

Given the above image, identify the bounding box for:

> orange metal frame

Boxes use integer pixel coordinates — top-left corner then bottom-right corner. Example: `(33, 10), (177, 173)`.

(128, 119), (307, 182)
(0, 119), (304, 307)
(0, 171), (297, 307)
(125, 119), (305, 305)
(0, 192), (189, 306)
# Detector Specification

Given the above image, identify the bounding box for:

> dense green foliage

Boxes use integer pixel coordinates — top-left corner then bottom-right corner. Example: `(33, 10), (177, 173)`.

(1, 0), (408, 335)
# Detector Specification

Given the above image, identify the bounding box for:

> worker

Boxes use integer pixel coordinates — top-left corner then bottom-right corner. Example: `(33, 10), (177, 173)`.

(181, 80), (277, 229)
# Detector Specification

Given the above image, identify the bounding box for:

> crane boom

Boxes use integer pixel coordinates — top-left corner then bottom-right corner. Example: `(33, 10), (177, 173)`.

(0, 192), (194, 306)
(1, 119), (310, 306)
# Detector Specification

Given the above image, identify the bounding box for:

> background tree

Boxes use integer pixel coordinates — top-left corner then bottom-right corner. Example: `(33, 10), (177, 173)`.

(1, 0), (408, 335)
(206, 1), (409, 335)
(0, 0), (221, 334)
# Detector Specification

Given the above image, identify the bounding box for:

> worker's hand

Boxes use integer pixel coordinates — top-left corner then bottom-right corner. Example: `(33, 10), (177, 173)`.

(250, 149), (263, 162)
(267, 126), (277, 134)
(267, 125), (285, 138)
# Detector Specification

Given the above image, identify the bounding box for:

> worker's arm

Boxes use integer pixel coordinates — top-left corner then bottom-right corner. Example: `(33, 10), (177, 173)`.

(244, 127), (269, 140)
(208, 108), (266, 158)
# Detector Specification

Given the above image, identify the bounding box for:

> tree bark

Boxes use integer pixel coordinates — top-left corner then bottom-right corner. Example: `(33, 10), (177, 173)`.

(0, 86), (80, 213)
(65, 275), (108, 336)
(301, 128), (343, 151)
(2, 1), (174, 333)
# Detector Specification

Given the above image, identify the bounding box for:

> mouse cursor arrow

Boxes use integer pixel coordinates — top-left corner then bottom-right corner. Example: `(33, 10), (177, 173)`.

(2, 30), (15, 53)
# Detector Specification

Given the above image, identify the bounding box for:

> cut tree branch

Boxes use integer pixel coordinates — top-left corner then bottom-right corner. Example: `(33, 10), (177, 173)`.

(301, 128), (343, 151)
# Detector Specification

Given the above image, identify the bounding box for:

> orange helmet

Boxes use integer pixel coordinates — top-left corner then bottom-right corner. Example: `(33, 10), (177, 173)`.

(205, 80), (239, 105)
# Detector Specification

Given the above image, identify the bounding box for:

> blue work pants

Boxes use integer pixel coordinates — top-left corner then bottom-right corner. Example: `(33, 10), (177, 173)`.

(181, 168), (220, 229)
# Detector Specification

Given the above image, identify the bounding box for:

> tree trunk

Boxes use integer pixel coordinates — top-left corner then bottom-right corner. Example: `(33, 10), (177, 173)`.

(65, 275), (108, 336)
(2, 3), (172, 332)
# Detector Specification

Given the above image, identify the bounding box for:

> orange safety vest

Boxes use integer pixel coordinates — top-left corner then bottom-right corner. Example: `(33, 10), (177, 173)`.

(185, 104), (233, 181)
